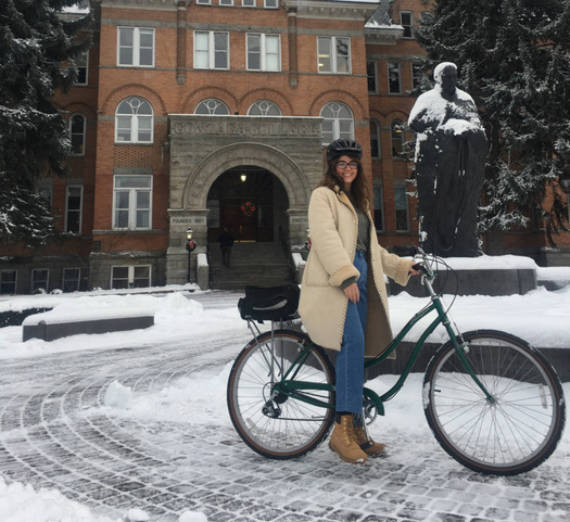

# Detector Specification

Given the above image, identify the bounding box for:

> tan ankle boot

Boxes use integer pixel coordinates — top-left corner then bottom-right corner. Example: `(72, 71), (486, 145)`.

(329, 415), (368, 464)
(353, 424), (386, 457)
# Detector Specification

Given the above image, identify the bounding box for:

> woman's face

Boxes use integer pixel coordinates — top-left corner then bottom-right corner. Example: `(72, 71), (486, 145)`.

(335, 155), (359, 189)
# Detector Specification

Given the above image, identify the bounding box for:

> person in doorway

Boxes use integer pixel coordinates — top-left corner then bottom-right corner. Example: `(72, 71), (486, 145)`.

(218, 226), (234, 268)
(298, 139), (419, 464)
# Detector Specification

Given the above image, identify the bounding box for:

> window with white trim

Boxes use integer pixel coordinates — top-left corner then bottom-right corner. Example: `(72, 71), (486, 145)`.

(388, 62), (401, 94)
(367, 60), (378, 93)
(373, 182), (384, 231)
(117, 27), (154, 67)
(0, 270), (16, 295)
(115, 97), (154, 143)
(75, 51), (88, 85)
(391, 119), (405, 158)
(65, 185), (83, 234)
(395, 184), (409, 232)
(220, 0), (233, 5)
(247, 33), (280, 71)
(195, 99), (230, 115)
(400, 12), (413, 38)
(320, 102), (354, 144)
(264, 0), (278, 7)
(317, 36), (350, 74)
(63, 267), (81, 292)
(196, 0), (211, 4)
(242, 0), (255, 5)
(248, 100), (281, 116)
(412, 61), (423, 89)
(113, 175), (153, 230)
(194, 31), (229, 70)
(111, 265), (151, 289)
(370, 120), (381, 159)
(31, 268), (49, 293)
(70, 114), (86, 156)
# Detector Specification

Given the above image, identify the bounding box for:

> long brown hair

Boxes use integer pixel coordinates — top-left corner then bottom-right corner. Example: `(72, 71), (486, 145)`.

(319, 157), (370, 212)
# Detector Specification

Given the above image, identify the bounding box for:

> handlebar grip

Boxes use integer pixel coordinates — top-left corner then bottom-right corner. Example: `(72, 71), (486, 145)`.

(412, 263), (429, 276)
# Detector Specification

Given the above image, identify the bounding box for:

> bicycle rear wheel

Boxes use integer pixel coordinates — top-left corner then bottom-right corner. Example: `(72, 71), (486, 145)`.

(424, 330), (565, 475)
(227, 329), (335, 459)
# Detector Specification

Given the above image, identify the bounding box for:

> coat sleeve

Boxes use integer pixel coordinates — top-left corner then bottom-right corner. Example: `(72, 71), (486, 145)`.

(379, 246), (414, 286)
(309, 188), (359, 287)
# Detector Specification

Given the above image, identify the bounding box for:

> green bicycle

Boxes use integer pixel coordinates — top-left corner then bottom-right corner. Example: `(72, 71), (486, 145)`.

(227, 252), (566, 475)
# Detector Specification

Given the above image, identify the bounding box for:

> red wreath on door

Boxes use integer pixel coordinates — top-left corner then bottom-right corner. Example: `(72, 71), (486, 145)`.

(241, 201), (256, 217)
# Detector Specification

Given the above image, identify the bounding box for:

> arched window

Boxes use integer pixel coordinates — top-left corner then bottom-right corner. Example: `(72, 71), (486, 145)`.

(70, 114), (86, 155)
(248, 100), (281, 116)
(320, 102), (354, 144)
(195, 99), (230, 115)
(115, 97), (153, 143)
(391, 119), (405, 158)
(370, 119), (381, 159)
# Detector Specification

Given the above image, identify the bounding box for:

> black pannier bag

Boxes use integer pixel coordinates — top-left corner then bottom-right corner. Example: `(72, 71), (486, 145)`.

(238, 284), (300, 322)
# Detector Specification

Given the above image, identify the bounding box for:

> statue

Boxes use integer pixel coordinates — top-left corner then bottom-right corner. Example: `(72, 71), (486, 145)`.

(408, 62), (488, 257)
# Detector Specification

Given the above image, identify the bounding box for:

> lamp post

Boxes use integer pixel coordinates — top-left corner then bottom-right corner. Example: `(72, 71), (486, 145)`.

(185, 227), (196, 283)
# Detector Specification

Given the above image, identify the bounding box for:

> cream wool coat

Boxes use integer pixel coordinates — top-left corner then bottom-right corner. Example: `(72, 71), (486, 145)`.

(299, 186), (414, 356)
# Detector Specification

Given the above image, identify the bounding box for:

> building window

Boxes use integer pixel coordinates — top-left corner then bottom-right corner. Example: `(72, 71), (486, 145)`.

(65, 185), (83, 234)
(115, 97), (153, 144)
(264, 0), (278, 7)
(395, 185), (409, 232)
(70, 114), (86, 156)
(195, 99), (230, 115)
(247, 33), (280, 71)
(391, 120), (405, 158)
(373, 182), (384, 231)
(196, 0), (211, 4)
(400, 12), (413, 39)
(248, 100), (281, 116)
(320, 102), (354, 144)
(317, 36), (350, 74)
(31, 268), (49, 293)
(220, 0), (233, 5)
(117, 27), (154, 67)
(194, 31), (229, 70)
(75, 51), (88, 85)
(242, 0), (255, 5)
(0, 271), (16, 295)
(111, 265), (151, 289)
(388, 62), (401, 94)
(412, 62), (423, 89)
(63, 268), (81, 292)
(113, 175), (153, 230)
(367, 60), (378, 93)
(370, 120), (381, 159)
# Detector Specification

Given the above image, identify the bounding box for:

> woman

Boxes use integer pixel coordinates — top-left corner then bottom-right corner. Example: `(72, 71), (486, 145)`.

(298, 138), (418, 464)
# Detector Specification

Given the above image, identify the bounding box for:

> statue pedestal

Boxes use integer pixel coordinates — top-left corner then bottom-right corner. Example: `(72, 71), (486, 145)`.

(389, 255), (538, 297)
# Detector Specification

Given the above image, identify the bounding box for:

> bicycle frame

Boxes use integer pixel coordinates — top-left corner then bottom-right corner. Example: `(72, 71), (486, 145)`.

(271, 274), (494, 415)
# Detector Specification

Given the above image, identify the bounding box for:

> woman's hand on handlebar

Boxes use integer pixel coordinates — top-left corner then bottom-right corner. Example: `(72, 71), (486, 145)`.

(343, 282), (360, 303)
(409, 263), (422, 277)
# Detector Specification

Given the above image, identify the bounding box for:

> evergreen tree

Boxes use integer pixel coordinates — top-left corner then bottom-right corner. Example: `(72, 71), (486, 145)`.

(0, 1), (91, 244)
(415, 0), (570, 243)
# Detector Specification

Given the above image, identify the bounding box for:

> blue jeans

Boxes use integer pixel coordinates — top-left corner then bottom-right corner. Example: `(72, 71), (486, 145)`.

(336, 250), (368, 414)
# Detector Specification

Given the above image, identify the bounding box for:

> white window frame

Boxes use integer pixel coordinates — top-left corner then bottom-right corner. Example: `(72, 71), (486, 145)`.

(115, 97), (154, 144)
(117, 27), (155, 68)
(74, 50), (88, 86)
(317, 36), (351, 74)
(412, 61), (423, 89)
(246, 33), (281, 72)
(62, 267), (82, 292)
(111, 265), (152, 289)
(220, 0), (234, 5)
(264, 0), (278, 8)
(247, 100), (282, 116)
(193, 31), (230, 70)
(31, 268), (50, 293)
(65, 184), (83, 235)
(388, 62), (402, 94)
(367, 60), (378, 94)
(400, 11), (413, 39)
(320, 102), (354, 145)
(69, 113), (86, 156)
(0, 270), (17, 295)
(242, 0), (255, 6)
(372, 181), (384, 232)
(196, 0), (211, 4)
(195, 98), (230, 115)
(112, 175), (153, 231)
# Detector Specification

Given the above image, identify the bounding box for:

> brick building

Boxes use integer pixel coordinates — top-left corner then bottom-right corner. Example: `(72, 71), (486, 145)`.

(1, 0), (568, 294)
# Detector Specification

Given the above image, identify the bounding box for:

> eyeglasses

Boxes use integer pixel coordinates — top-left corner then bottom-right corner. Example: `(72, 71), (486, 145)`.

(336, 161), (358, 170)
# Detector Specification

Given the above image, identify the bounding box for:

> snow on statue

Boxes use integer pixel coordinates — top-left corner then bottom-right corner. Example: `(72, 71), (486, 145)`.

(408, 62), (488, 257)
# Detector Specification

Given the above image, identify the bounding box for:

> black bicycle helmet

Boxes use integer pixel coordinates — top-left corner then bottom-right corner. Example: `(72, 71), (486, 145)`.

(326, 138), (362, 163)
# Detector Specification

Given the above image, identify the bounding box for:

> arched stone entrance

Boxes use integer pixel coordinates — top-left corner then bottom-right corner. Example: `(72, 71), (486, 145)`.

(166, 114), (323, 285)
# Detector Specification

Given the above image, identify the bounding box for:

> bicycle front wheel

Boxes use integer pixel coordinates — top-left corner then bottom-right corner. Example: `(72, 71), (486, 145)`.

(424, 330), (565, 475)
(227, 329), (335, 459)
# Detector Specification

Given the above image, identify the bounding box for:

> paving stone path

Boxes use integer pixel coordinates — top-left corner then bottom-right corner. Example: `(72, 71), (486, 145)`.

(0, 293), (568, 522)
